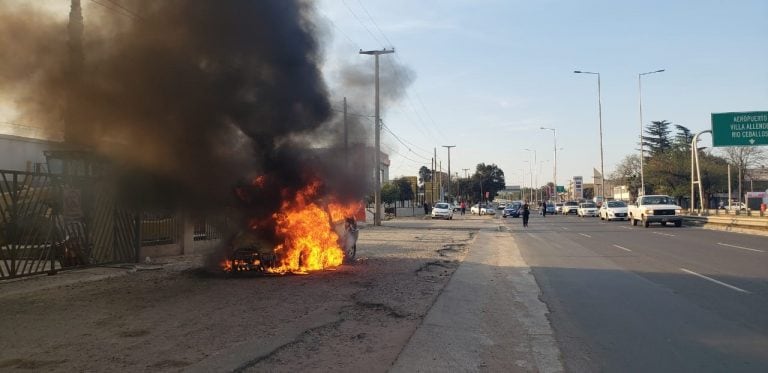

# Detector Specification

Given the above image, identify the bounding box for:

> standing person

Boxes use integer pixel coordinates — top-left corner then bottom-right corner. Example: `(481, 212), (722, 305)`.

(460, 201), (466, 215)
(522, 203), (530, 227)
(541, 202), (547, 217)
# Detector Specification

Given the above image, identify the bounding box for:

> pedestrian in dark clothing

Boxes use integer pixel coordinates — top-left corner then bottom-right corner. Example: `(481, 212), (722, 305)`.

(522, 203), (530, 227)
(541, 203), (547, 217)
(423, 202), (429, 215)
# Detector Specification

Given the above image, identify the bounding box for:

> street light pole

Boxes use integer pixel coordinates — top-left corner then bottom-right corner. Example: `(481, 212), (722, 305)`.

(638, 69), (665, 197)
(541, 127), (557, 202)
(574, 70), (605, 201)
(360, 48), (394, 226)
(524, 149), (537, 201)
(442, 145), (455, 202)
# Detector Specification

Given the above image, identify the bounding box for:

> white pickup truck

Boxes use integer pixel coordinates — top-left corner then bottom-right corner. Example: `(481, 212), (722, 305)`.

(628, 195), (684, 227)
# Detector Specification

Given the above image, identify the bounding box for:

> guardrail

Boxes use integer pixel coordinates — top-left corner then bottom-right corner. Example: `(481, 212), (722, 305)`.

(684, 212), (768, 235)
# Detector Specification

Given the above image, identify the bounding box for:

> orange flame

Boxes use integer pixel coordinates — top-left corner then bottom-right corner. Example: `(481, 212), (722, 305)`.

(267, 181), (357, 274)
(223, 177), (361, 274)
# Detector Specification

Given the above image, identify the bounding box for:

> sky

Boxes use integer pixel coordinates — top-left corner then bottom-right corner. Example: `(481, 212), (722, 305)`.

(317, 0), (768, 188)
(1, 0), (766, 190)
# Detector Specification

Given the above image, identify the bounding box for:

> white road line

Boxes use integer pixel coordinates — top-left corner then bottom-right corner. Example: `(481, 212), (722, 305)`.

(652, 232), (675, 237)
(561, 227), (569, 230)
(620, 226), (632, 230)
(717, 242), (765, 253)
(612, 244), (632, 252)
(679, 268), (751, 294)
(578, 233), (591, 238)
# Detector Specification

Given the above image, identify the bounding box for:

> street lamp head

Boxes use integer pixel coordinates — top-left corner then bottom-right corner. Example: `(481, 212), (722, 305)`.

(573, 70), (582, 73)
(655, 69), (665, 73)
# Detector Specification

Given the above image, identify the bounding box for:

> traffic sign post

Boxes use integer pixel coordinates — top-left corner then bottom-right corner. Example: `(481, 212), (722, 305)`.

(712, 111), (768, 147)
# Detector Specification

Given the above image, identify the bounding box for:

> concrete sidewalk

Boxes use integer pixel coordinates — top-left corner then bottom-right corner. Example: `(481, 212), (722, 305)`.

(390, 228), (563, 372)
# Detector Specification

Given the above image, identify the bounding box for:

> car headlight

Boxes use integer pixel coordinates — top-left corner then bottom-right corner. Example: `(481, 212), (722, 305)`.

(646, 210), (654, 215)
(675, 209), (682, 215)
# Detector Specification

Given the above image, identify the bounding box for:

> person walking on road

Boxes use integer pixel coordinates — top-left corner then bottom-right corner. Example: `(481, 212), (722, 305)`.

(522, 203), (530, 227)
(460, 201), (466, 215)
(541, 202), (547, 217)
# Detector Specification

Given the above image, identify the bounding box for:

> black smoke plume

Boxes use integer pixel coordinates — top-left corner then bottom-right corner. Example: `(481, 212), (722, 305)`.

(1, 1), (375, 215)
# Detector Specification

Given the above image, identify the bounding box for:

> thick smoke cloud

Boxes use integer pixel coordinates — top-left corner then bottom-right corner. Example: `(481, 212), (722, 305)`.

(1, 1), (370, 212)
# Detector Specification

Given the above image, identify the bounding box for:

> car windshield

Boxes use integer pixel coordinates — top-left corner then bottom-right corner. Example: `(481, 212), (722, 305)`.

(565, 202), (578, 206)
(641, 196), (672, 205)
(435, 203), (449, 209)
(607, 201), (627, 208)
(581, 203), (596, 208)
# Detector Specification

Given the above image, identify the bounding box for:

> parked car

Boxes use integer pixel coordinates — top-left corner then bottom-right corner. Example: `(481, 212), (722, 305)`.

(600, 200), (628, 221)
(561, 201), (579, 215)
(431, 202), (454, 220)
(577, 202), (598, 217)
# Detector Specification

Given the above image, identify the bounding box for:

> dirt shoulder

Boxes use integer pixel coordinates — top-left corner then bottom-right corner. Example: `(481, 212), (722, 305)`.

(0, 222), (476, 372)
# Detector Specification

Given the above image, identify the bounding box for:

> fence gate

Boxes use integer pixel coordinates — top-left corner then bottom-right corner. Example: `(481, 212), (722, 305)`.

(0, 170), (138, 279)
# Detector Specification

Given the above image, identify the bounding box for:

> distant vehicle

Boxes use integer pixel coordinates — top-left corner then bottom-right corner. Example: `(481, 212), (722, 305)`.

(470, 204), (495, 215)
(503, 201), (523, 218)
(600, 200), (628, 221)
(431, 202), (454, 220)
(498, 202), (507, 209)
(562, 201), (579, 215)
(545, 203), (556, 214)
(628, 195), (683, 227)
(577, 202), (598, 217)
(722, 202), (747, 211)
(555, 203), (564, 214)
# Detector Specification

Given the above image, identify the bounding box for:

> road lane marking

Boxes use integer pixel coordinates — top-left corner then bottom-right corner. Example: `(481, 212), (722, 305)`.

(578, 233), (591, 238)
(561, 227), (569, 230)
(652, 232), (675, 237)
(612, 244), (632, 252)
(717, 242), (764, 253)
(679, 268), (750, 294)
(620, 226), (632, 230)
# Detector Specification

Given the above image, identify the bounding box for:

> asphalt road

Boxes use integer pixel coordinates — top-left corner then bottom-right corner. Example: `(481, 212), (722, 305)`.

(503, 212), (768, 372)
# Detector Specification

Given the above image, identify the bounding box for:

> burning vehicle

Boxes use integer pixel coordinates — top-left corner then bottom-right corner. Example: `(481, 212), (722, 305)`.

(222, 178), (361, 275)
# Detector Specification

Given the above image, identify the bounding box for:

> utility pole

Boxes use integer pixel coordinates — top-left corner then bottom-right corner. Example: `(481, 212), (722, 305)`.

(343, 97), (348, 169)
(433, 147), (437, 205)
(359, 48), (394, 226)
(442, 145), (455, 202)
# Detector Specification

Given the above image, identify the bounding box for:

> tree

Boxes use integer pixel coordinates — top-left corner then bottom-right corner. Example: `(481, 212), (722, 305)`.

(610, 154), (641, 201)
(418, 166), (432, 183)
(380, 183), (399, 206)
(393, 177), (414, 205)
(471, 163), (505, 202)
(643, 120), (673, 156)
(720, 146), (767, 201)
(673, 124), (694, 152)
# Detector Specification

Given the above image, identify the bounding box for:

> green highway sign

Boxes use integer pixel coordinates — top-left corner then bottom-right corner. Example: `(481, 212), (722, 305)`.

(712, 111), (768, 147)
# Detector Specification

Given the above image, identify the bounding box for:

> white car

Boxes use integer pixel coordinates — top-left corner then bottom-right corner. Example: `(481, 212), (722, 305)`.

(562, 201), (579, 215)
(470, 204), (495, 215)
(431, 202), (454, 220)
(577, 202), (598, 217)
(600, 200), (629, 221)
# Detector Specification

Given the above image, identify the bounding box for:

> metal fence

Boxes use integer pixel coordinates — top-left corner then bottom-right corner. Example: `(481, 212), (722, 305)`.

(0, 170), (138, 279)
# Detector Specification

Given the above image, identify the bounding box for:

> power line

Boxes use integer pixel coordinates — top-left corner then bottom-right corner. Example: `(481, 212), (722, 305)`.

(90, 0), (141, 20)
(381, 123), (432, 161)
(355, 0), (395, 47)
(341, 0), (386, 47)
(102, 0), (144, 20)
